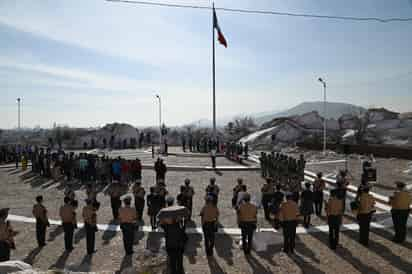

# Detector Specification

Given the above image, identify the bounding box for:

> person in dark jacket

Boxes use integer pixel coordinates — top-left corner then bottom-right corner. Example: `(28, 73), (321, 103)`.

(147, 187), (163, 230)
(300, 183), (314, 228)
(160, 197), (186, 274)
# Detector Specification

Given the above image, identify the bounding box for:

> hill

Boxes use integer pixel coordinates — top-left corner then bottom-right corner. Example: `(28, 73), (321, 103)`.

(254, 101), (366, 125)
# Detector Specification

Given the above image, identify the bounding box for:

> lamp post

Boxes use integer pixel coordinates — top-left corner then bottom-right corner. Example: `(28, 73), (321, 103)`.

(155, 94), (162, 153)
(318, 78), (327, 154)
(17, 98), (21, 130)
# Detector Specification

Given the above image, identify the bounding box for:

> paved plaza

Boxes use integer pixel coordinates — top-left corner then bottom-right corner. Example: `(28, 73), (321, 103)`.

(1, 149), (412, 273)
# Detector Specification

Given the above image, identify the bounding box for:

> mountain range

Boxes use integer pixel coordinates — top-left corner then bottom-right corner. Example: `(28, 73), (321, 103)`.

(188, 101), (366, 127)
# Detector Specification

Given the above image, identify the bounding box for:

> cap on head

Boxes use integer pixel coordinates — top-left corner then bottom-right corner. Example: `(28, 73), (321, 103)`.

(210, 177), (216, 183)
(123, 196), (132, 205)
(0, 208), (10, 219)
(166, 196), (175, 206)
(184, 178), (190, 184)
(395, 181), (406, 189)
(237, 178), (243, 183)
(36, 195), (43, 203)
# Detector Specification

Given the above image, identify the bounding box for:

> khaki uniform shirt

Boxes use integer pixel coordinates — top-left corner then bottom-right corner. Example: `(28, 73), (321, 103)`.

(238, 203), (257, 222)
(109, 185), (122, 198)
(60, 204), (75, 223)
(262, 183), (274, 195)
(279, 200), (299, 221)
(82, 205), (97, 225)
(32, 203), (48, 223)
(200, 204), (219, 224)
(119, 207), (137, 224)
(326, 198), (343, 216)
(358, 193), (375, 214)
(0, 221), (16, 243)
(390, 191), (412, 210)
(133, 185), (146, 199)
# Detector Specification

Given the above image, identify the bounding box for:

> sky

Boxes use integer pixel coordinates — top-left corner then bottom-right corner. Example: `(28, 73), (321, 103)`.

(1, 0), (412, 129)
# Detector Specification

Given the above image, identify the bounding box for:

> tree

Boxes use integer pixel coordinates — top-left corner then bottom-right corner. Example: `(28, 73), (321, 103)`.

(109, 135), (115, 149)
(91, 138), (96, 149)
(103, 138), (107, 148)
(354, 112), (370, 144)
(224, 116), (257, 141)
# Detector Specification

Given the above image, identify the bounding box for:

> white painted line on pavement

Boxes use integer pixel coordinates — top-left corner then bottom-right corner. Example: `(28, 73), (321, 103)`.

(6, 214), (402, 236)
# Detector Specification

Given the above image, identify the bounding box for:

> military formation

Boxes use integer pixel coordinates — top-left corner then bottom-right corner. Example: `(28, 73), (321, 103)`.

(0, 149), (411, 274)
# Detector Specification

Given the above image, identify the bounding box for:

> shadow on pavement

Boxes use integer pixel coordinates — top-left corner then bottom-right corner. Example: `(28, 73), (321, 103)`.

(23, 246), (44, 265)
(117, 254), (132, 274)
(102, 220), (118, 245)
(308, 226), (380, 274)
(48, 225), (64, 242)
(50, 250), (71, 269)
(207, 256), (225, 274)
(184, 233), (202, 264)
(214, 233), (234, 266)
(245, 253), (273, 274)
(342, 228), (412, 273)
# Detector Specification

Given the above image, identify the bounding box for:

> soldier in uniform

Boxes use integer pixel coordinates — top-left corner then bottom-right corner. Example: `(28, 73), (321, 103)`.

(232, 178), (244, 208)
(182, 178), (195, 220)
(60, 197), (76, 251)
(237, 193), (257, 255)
(259, 152), (267, 178)
(32, 195), (49, 247)
(132, 180), (145, 221)
(390, 181), (412, 243)
(200, 195), (219, 256)
(0, 208), (18, 262)
(325, 189), (343, 249)
(147, 187), (163, 231)
(279, 193), (299, 254)
(108, 182), (122, 220)
(313, 172), (326, 216)
(119, 196), (137, 255)
(82, 199), (98, 254)
(205, 177), (220, 205)
(357, 186), (375, 246)
(261, 178), (275, 221)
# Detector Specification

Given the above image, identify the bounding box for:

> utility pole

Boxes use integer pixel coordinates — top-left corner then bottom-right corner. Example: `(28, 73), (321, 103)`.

(318, 78), (327, 154)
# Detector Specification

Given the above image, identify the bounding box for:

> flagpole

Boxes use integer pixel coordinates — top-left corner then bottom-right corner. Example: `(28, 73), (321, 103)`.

(212, 2), (216, 141)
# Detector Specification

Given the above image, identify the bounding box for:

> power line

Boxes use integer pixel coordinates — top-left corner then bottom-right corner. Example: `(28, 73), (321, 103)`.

(105, 0), (412, 23)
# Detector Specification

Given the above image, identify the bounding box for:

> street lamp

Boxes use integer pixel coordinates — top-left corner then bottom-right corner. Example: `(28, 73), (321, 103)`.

(17, 98), (21, 130)
(318, 78), (327, 154)
(155, 94), (162, 153)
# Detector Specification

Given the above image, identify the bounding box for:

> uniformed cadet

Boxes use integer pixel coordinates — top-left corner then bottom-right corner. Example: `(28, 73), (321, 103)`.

(357, 186), (375, 246)
(182, 178), (195, 220)
(390, 181), (411, 243)
(206, 177), (220, 205)
(82, 199), (98, 254)
(119, 196), (137, 255)
(108, 182), (122, 220)
(132, 180), (145, 221)
(279, 193), (300, 254)
(0, 208), (18, 262)
(32, 195), (49, 247)
(232, 178), (244, 208)
(261, 178), (275, 221)
(200, 195), (219, 256)
(325, 189), (343, 249)
(237, 193), (257, 255)
(60, 197), (76, 251)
